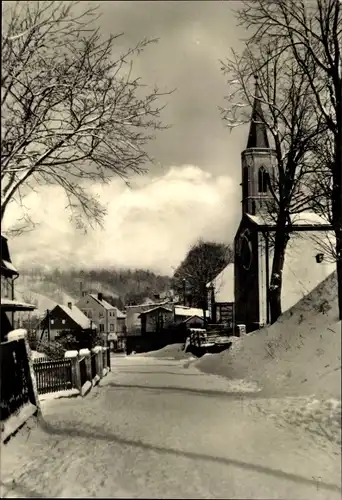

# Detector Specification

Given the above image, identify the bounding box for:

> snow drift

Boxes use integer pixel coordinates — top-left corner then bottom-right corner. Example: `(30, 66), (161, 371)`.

(196, 272), (341, 399)
(139, 343), (192, 361)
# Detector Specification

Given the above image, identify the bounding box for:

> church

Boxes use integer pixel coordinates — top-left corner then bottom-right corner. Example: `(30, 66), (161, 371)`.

(210, 81), (336, 333)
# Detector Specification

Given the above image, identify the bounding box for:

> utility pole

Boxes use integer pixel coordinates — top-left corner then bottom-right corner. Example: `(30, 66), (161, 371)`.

(47, 309), (51, 344)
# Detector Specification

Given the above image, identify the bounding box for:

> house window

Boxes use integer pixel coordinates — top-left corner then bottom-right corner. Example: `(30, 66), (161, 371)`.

(62, 319), (66, 325)
(110, 324), (114, 332)
(87, 310), (92, 318)
(99, 312), (104, 318)
(258, 166), (269, 193)
(99, 324), (104, 332)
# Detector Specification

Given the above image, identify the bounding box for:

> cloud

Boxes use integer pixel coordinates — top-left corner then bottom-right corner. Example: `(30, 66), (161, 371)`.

(3, 166), (241, 275)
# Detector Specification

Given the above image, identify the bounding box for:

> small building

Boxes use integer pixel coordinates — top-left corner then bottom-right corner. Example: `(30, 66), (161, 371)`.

(139, 306), (174, 334)
(37, 302), (95, 342)
(76, 292), (126, 341)
(125, 300), (173, 337)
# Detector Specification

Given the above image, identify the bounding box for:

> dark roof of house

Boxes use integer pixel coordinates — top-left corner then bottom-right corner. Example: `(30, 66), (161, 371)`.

(1, 235), (19, 278)
(246, 76), (270, 149)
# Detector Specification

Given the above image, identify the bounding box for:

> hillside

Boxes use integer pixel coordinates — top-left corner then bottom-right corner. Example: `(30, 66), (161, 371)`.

(15, 266), (173, 317)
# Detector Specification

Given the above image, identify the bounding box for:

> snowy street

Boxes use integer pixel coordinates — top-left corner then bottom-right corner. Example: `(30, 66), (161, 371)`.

(1, 354), (341, 499)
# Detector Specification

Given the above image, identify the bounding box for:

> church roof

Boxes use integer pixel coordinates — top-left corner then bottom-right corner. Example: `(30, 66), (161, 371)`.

(246, 76), (270, 149)
(246, 212), (332, 230)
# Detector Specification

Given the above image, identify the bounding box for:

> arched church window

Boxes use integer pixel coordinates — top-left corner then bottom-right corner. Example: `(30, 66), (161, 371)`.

(258, 166), (269, 193)
(242, 166), (249, 200)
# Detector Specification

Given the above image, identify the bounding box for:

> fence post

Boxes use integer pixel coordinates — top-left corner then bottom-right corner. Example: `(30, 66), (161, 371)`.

(79, 348), (91, 382)
(7, 329), (41, 415)
(92, 346), (103, 378)
(102, 347), (108, 370)
(107, 347), (111, 371)
(65, 350), (81, 393)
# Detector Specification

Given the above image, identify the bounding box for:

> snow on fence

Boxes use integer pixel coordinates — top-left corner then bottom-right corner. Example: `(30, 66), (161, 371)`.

(32, 347), (111, 397)
(33, 358), (73, 395)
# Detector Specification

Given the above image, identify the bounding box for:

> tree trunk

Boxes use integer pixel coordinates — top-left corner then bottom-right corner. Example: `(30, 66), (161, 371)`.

(333, 122), (342, 321)
(269, 212), (290, 324)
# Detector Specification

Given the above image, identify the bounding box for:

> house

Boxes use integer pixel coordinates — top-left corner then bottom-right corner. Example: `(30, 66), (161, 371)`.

(1, 234), (36, 341)
(76, 292), (126, 340)
(137, 305), (209, 334)
(37, 302), (95, 342)
(139, 306), (174, 334)
(125, 300), (173, 337)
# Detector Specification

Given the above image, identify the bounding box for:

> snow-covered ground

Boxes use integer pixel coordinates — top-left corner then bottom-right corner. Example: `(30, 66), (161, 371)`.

(1, 354), (340, 499)
(195, 272), (341, 398)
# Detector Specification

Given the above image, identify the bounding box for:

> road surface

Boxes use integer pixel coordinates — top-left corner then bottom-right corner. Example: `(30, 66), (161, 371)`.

(1, 354), (341, 499)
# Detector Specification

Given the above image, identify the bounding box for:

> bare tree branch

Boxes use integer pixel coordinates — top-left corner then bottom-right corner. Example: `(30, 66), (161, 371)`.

(1, 1), (173, 230)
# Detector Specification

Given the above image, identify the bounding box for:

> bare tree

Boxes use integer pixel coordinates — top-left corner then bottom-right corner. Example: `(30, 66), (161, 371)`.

(237, 0), (342, 318)
(173, 240), (234, 325)
(221, 37), (325, 323)
(1, 1), (171, 229)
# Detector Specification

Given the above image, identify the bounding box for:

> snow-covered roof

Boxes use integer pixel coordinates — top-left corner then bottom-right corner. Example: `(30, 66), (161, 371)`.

(58, 304), (93, 330)
(1, 259), (19, 277)
(247, 212), (331, 228)
(89, 294), (115, 310)
(208, 263), (234, 303)
(116, 309), (126, 319)
(125, 300), (171, 309)
(0, 299), (36, 311)
(182, 315), (205, 324)
(139, 305), (173, 317)
(175, 306), (209, 318)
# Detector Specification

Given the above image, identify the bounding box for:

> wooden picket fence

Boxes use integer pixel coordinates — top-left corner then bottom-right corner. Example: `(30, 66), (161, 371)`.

(33, 358), (73, 395)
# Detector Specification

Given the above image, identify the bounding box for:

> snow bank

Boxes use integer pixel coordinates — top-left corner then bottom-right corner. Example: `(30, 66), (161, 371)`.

(141, 343), (192, 360)
(196, 272), (341, 399)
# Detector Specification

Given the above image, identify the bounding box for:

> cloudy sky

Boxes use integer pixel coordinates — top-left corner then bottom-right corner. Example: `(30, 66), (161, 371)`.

(4, 0), (250, 275)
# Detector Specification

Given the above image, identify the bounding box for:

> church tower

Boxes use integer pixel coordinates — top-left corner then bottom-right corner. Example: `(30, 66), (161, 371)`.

(241, 76), (277, 216)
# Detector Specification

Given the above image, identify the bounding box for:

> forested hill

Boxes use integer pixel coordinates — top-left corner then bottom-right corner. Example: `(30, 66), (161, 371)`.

(18, 266), (173, 309)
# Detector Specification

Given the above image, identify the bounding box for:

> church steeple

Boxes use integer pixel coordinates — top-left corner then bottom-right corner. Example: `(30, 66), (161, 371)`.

(240, 75), (276, 216)
(246, 75), (269, 149)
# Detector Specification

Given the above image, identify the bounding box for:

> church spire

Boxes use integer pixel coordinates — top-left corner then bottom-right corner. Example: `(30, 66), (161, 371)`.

(246, 75), (269, 149)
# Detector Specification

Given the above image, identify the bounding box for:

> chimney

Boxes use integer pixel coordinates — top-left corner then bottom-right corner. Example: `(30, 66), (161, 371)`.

(67, 302), (72, 309)
(98, 292), (103, 302)
(82, 290), (87, 297)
